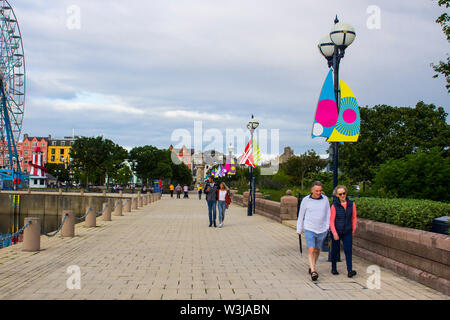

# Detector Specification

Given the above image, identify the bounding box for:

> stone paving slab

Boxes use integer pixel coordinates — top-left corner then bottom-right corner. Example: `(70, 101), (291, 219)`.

(0, 194), (448, 300)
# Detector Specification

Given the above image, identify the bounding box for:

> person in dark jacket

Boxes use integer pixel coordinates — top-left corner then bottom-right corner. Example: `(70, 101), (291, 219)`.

(329, 185), (357, 277)
(204, 176), (218, 227)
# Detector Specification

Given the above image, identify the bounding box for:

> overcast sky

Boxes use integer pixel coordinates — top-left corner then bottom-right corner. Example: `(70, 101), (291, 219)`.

(13, 0), (449, 157)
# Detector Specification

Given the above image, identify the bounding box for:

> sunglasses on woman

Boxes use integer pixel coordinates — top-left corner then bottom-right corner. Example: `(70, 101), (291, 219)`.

(338, 192), (346, 196)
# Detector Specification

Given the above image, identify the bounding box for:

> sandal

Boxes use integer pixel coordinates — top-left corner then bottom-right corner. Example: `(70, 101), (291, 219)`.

(311, 271), (319, 281)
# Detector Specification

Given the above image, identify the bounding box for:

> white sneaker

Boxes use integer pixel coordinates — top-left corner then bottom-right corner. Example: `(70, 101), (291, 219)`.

(219, 223), (223, 228)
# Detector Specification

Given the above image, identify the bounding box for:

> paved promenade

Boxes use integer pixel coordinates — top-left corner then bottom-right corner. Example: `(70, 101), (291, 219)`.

(0, 194), (447, 300)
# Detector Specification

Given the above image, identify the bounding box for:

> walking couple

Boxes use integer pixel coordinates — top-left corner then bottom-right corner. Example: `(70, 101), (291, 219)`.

(204, 176), (232, 228)
(297, 181), (357, 281)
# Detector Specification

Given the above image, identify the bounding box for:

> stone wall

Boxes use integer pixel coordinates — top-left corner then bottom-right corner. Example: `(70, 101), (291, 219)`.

(0, 192), (133, 234)
(353, 218), (449, 295)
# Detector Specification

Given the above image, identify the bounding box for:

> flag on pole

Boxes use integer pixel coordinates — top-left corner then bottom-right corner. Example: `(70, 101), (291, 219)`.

(239, 140), (255, 168)
(228, 158), (236, 175)
(224, 156), (231, 173)
(252, 138), (262, 166)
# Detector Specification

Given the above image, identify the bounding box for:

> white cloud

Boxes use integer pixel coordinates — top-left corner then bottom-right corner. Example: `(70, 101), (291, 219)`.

(11, 0), (449, 155)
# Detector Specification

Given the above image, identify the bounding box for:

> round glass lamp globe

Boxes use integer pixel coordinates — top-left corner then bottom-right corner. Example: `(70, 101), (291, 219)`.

(330, 22), (356, 47)
(318, 34), (335, 58)
(249, 119), (259, 130)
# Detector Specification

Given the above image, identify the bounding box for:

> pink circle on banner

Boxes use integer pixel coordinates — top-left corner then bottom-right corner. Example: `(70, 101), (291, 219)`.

(343, 109), (357, 123)
(316, 99), (338, 127)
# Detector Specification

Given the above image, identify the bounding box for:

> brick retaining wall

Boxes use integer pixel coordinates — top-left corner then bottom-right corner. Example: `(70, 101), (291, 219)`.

(353, 218), (449, 295)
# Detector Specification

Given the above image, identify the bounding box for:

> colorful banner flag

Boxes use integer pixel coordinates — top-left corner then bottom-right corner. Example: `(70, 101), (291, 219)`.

(253, 138), (261, 166)
(224, 156), (231, 173)
(240, 140), (255, 168)
(228, 158), (236, 175)
(312, 69), (360, 142)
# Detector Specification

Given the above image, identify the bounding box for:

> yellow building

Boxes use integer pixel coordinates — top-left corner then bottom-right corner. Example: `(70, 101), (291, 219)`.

(47, 137), (76, 167)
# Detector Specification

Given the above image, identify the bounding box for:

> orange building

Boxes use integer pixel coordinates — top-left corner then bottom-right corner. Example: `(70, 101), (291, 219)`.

(0, 134), (50, 174)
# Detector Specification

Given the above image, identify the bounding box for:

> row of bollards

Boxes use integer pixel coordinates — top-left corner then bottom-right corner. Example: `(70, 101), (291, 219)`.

(21, 192), (161, 252)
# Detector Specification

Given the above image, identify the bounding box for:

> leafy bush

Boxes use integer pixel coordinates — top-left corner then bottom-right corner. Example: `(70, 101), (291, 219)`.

(259, 177), (286, 190)
(353, 197), (450, 231)
(373, 148), (450, 202)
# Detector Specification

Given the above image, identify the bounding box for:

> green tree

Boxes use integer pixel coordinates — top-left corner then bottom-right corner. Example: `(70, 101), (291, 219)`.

(70, 136), (127, 187)
(128, 145), (161, 185)
(431, 0), (450, 92)
(339, 102), (450, 187)
(373, 148), (450, 201)
(171, 162), (193, 186)
(280, 150), (327, 189)
(114, 166), (133, 185)
(104, 142), (129, 186)
(45, 163), (70, 183)
(129, 146), (187, 185)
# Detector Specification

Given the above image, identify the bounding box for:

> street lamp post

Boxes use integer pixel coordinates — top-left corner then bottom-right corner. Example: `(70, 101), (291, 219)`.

(318, 15), (355, 262)
(247, 115), (259, 216)
(318, 15), (356, 190)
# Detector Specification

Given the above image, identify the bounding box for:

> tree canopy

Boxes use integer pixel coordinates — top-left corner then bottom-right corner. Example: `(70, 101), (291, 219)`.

(128, 146), (193, 186)
(70, 136), (128, 186)
(338, 102), (449, 184)
(373, 148), (450, 201)
(279, 150), (327, 189)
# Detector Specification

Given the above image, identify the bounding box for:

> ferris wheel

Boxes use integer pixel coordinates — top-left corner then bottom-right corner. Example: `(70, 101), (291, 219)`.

(0, 0), (25, 174)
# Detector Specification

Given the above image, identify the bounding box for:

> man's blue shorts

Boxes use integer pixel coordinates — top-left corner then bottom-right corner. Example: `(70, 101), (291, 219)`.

(304, 229), (328, 249)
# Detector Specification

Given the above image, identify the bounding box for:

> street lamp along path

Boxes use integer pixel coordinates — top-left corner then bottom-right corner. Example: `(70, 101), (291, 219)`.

(314, 15), (359, 190)
(246, 115), (258, 216)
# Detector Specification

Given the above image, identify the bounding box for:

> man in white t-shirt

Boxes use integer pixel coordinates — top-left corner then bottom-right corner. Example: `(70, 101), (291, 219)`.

(297, 181), (330, 281)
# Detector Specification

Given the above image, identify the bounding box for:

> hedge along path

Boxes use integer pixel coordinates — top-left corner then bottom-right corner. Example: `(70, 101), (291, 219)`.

(353, 197), (450, 231)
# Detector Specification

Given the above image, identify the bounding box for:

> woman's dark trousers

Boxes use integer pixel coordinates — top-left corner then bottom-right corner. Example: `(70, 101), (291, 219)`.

(331, 233), (353, 272)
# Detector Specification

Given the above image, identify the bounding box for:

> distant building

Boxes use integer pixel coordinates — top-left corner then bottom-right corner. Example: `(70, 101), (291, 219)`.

(0, 134), (51, 174)
(169, 145), (194, 170)
(48, 136), (80, 167)
(279, 146), (294, 164)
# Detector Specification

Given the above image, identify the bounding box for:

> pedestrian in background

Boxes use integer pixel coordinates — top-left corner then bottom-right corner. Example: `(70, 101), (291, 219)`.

(217, 182), (231, 228)
(330, 185), (357, 278)
(183, 185), (189, 198)
(175, 184), (182, 199)
(204, 176), (218, 227)
(297, 181), (331, 281)
(169, 184), (174, 198)
(198, 185), (203, 200)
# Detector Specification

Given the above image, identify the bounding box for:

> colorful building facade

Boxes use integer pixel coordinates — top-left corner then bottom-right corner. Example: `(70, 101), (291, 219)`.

(0, 134), (50, 174)
(47, 137), (77, 167)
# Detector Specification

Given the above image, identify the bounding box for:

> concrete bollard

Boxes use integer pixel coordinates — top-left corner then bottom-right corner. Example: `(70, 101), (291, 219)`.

(132, 197), (138, 210)
(102, 190), (107, 197)
(27, 188), (31, 194)
(143, 194), (148, 206)
(22, 217), (40, 252)
(58, 188), (62, 195)
(102, 201), (112, 221)
(61, 210), (75, 237)
(113, 199), (123, 216)
(119, 191), (123, 196)
(80, 189), (84, 196)
(138, 196), (143, 207)
(85, 198), (96, 227)
(124, 198), (132, 212)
